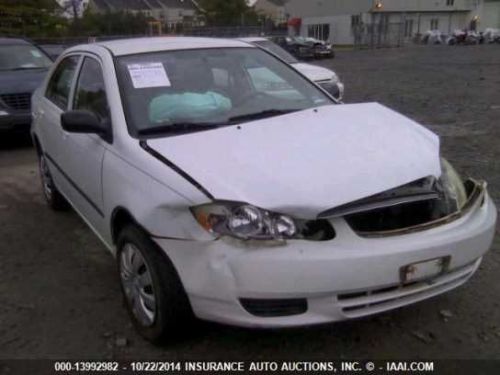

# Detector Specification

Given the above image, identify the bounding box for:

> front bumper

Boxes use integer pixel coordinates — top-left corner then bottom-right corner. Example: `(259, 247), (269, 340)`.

(0, 111), (31, 131)
(154, 191), (496, 328)
(314, 48), (334, 58)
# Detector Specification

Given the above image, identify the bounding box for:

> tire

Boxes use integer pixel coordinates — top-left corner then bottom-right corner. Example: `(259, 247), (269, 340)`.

(116, 225), (194, 344)
(39, 154), (69, 211)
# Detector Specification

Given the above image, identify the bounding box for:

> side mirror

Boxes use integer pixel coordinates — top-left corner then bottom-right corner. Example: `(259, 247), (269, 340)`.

(61, 110), (108, 136)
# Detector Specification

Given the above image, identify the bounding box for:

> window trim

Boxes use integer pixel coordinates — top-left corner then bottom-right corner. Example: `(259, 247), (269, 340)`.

(44, 54), (82, 111)
(69, 53), (114, 144)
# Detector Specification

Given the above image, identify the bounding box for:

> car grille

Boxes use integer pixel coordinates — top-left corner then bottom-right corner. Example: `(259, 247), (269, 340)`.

(240, 298), (308, 317)
(337, 259), (480, 318)
(0, 93), (31, 111)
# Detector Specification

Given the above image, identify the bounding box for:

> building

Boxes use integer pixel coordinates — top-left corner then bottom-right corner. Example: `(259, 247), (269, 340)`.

(284, 0), (500, 45)
(253, 0), (289, 25)
(88, 0), (198, 29)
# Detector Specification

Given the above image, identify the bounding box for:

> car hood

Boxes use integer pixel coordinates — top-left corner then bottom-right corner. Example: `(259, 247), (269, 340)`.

(0, 69), (48, 95)
(148, 103), (441, 218)
(292, 62), (338, 83)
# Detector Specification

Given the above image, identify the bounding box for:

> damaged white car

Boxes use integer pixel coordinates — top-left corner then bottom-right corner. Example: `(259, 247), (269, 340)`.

(31, 37), (497, 343)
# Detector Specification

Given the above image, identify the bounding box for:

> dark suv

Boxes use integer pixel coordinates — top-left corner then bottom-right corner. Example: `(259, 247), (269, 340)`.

(0, 38), (52, 132)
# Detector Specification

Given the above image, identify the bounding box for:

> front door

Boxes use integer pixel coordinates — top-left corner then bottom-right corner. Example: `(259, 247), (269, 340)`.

(62, 55), (111, 232)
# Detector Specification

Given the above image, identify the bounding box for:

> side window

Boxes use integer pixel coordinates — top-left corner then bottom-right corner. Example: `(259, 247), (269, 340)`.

(46, 56), (80, 109)
(73, 57), (110, 123)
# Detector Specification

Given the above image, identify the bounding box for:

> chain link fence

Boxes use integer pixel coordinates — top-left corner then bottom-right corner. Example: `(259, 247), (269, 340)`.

(353, 22), (405, 49)
(182, 25), (287, 38)
(28, 26), (288, 57)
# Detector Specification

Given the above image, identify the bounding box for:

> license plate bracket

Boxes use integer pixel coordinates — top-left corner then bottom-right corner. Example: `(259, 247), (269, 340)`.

(400, 256), (451, 284)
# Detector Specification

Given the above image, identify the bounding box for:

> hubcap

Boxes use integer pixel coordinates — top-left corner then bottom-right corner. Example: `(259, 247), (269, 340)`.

(119, 244), (156, 326)
(40, 156), (53, 201)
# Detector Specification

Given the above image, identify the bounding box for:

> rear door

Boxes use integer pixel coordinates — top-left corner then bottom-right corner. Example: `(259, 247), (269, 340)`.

(37, 54), (81, 194)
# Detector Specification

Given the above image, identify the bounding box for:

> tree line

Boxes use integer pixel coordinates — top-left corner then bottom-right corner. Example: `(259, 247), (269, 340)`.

(0, 0), (269, 38)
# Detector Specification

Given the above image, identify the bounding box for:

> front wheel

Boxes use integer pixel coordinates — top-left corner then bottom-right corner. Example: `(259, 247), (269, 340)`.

(117, 225), (194, 344)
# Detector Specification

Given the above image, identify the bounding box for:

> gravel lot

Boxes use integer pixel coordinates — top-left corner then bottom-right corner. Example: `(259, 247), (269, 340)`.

(0, 45), (499, 360)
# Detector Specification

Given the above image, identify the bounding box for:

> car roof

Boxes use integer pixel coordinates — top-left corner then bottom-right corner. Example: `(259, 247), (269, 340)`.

(238, 37), (269, 43)
(87, 37), (255, 56)
(0, 37), (32, 45)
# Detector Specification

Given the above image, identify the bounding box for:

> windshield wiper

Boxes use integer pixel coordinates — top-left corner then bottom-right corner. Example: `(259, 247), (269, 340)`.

(228, 109), (298, 123)
(137, 122), (222, 137)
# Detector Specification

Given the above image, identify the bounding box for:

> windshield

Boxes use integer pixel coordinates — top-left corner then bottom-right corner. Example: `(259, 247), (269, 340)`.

(292, 37), (308, 44)
(116, 47), (332, 137)
(253, 40), (298, 64)
(0, 44), (52, 71)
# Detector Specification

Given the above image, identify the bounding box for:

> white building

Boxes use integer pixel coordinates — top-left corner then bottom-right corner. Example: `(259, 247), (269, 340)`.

(284, 0), (500, 45)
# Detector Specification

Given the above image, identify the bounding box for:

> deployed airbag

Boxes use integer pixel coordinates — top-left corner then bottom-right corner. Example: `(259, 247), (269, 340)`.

(149, 91), (231, 123)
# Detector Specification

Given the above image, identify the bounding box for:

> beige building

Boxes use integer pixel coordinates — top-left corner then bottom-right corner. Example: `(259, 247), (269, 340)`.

(284, 0), (500, 45)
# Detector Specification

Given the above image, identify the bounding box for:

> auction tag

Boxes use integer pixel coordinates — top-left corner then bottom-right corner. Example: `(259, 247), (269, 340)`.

(127, 62), (171, 89)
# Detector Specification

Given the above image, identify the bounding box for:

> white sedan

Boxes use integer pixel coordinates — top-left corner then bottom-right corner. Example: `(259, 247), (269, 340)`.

(239, 37), (344, 101)
(31, 37), (496, 344)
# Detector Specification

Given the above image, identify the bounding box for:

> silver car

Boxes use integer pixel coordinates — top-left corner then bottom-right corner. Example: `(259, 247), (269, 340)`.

(239, 37), (344, 101)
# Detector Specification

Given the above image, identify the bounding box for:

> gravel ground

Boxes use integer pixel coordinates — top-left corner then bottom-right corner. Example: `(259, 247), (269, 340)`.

(0, 45), (499, 360)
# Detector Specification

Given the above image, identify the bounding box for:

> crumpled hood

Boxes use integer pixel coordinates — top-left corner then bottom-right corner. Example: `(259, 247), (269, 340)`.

(148, 103), (441, 218)
(0, 69), (48, 95)
(292, 62), (338, 82)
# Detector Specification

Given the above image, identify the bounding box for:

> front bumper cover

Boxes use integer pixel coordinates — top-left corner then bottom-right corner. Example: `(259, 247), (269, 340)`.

(154, 186), (496, 328)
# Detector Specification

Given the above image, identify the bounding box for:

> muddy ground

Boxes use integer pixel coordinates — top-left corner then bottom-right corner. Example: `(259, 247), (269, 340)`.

(0, 45), (499, 360)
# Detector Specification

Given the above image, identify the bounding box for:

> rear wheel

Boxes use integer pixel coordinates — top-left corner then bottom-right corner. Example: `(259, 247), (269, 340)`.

(117, 225), (193, 344)
(39, 154), (69, 211)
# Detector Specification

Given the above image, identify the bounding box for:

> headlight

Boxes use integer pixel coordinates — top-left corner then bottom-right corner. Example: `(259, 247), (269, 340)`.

(191, 201), (297, 240)
(440, 158), (467, 210)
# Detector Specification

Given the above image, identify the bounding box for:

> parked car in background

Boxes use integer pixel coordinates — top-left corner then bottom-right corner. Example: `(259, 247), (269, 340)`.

(32, 37), (496, 344)
(421, 30), (445, 44)
(40, 44), (68, 60)
(304, 37), (335, 59)
(269, 35), (315, 60)
(446, 30), (481, 45)
(0, 38), (52, 133)
(240, 37), (344, 101)
(483, 28), (500, 43)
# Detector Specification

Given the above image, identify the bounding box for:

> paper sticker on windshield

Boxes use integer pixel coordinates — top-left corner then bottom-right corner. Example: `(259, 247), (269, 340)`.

(127, 63), (171, 89)
(31, 50), (42, 58)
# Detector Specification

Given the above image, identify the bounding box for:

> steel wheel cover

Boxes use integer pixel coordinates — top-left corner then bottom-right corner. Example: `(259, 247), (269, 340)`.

(119, 243), (156, 326)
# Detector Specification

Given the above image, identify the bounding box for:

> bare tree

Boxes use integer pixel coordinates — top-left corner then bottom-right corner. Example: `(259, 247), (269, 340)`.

(61, 0), (84, 20)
